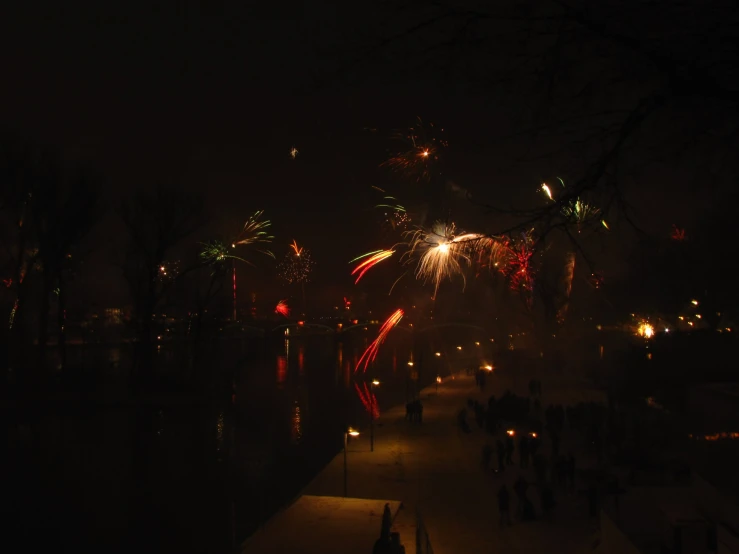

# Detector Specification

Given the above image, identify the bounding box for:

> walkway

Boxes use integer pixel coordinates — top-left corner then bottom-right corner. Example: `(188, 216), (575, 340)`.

(302, 369), (605, 554)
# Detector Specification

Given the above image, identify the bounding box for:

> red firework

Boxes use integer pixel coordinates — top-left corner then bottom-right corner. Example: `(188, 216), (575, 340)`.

(355, 309), (404, 373)
(275, 300), (290, 317)
(671, 225), (686, 241)
(499, 235), (535, 292)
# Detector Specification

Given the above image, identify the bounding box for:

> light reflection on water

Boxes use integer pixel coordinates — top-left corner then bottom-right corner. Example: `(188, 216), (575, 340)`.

(291, 401), (302, 444)
(31, 333), (434, 549)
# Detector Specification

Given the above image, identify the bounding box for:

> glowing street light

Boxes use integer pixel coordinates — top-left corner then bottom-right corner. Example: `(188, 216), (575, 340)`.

(344, 427), (360, 497)
(456, 346), (462, 350)
(435, 352), (441, 357)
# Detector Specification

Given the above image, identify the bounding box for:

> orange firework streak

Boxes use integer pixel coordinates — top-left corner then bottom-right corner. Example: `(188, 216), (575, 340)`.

(351, 250), (395, 284)
(355, 309), (404, 373)
(290, 239), (304, 256)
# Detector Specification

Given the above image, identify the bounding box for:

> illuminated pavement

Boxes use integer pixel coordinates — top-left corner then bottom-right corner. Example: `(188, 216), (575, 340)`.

(301, 370), (605, 554)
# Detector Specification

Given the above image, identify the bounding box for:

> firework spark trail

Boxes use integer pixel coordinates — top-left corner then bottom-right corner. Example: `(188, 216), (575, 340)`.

(290, 239), (304, 256)
(275, 300), (290, 317)
(350, 250), (395, 284)
(354, 382), (379, 419)
(355, 309), (404, 373)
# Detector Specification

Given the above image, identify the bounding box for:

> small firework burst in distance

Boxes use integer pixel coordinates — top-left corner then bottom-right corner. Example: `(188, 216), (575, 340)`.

(157, 260), (181, 281)
(277, 242), (315, 285)
(372, 187), (411, 232)
(499, 232), (536, 293)
(541, 178), (601, 229)
(290, 146), (299, 159)
(200, 240), (246, 266)
(275, 300), (290, 317)
(382, 117), (448, 183)
(671, 225), (686, 241)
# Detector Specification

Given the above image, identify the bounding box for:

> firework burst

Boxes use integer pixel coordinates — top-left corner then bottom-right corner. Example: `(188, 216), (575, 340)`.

(403, 222), (484, 298)
(232, 211), (274, 256)
(355, 309), (404, 373)
(275, 299), (290, 317)
(157, 260), (181, 282)
(350, 250), (395, 284)
(541, 178), (601, 230)
(373, 186), (411, 233)
(381, 118), (448, 183)
(277, 241), (315, 285)
(199, 240), (246, 267)
(499, 232), (536, 293)
(671, 225), (686, 241)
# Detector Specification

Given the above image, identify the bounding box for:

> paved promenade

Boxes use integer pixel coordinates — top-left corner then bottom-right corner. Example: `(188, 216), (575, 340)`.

(303, 369), (605, 554)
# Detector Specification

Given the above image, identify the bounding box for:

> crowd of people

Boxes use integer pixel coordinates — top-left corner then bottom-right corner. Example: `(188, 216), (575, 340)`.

(458, 377), (616, 526)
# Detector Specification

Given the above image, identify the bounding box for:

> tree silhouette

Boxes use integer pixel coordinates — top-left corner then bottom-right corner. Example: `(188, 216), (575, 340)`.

(31, 165), (99, 370)
(120, 184), (205, 380)
(330, 1), (739, 239)
(0, 138), (99, 375)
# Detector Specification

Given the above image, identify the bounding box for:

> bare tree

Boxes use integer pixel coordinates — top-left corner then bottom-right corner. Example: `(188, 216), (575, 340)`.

(119, 185), (205, 380)
(328, 1), (739, 236)
(31, 166), (99, 370)
(0, 139), (99, 376)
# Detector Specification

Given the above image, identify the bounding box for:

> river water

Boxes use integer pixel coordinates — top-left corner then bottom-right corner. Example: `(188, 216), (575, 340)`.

(9, 328), (491, 553)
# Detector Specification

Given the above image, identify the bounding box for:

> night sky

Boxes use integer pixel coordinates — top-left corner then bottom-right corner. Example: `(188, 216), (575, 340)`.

(2, 3), (735, 310)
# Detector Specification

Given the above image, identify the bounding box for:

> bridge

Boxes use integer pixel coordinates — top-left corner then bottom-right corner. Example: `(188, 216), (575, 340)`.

(220, 318), (490, 337)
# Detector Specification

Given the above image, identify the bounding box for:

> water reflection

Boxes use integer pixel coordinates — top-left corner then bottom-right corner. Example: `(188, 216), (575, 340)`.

(354, 381), (379, 419)
(216, 410), (225, 458)
(291, 401), (303, 444)
(276, 356), (287, 385)
(24, 335), (426, 551)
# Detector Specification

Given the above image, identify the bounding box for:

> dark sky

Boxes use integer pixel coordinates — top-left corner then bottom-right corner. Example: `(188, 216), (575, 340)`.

(2, 3), (731, 311)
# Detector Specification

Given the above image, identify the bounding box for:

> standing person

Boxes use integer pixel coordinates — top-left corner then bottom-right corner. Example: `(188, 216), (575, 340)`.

(505, 434), (515, 465)
(519, 435), (530, 469)
(481, 443), (493, 471)
(496, 439), (506, 472)
(498, 485), (511, 526)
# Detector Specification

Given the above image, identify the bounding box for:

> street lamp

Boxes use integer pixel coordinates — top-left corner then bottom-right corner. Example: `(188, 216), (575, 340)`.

(344, 427), (360, 497)
(370, 379), (380, 452)
(436, 374), (441, 394)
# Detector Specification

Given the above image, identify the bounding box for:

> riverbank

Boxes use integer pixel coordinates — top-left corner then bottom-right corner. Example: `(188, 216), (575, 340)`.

(267, 368), (606, 554)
